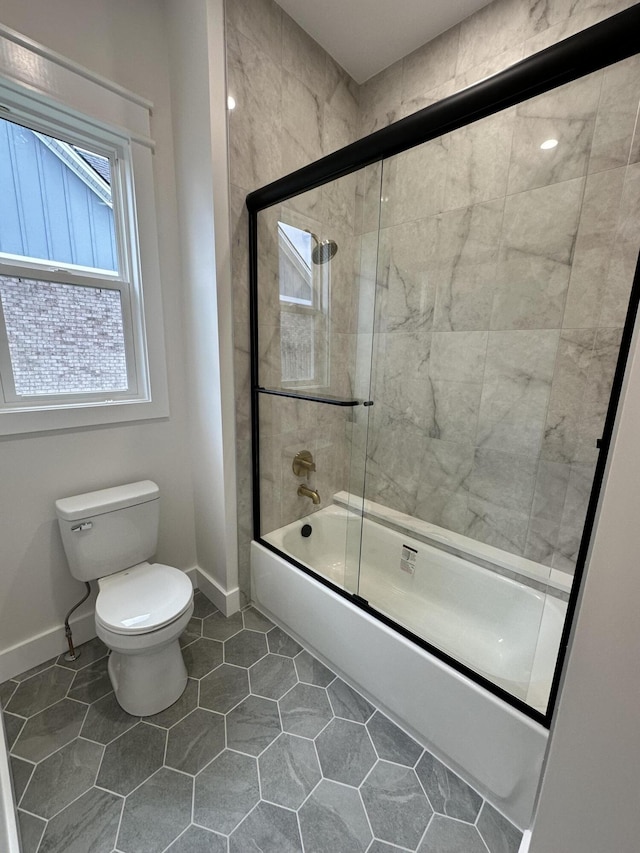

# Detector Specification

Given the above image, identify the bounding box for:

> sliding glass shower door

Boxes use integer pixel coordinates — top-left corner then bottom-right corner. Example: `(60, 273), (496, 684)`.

(255, 167), (383, 596)
(251, 25), (640, 721)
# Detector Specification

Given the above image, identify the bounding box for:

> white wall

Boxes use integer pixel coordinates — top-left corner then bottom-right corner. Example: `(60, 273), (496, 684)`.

(0, 0), (198, 676)
(528, 319), (640, 850)
(165, 0), (239, 613)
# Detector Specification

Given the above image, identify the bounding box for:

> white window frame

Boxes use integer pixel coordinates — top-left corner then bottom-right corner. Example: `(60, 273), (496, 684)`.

(0, 25), (169, 435)
(276, 220), (331, 391)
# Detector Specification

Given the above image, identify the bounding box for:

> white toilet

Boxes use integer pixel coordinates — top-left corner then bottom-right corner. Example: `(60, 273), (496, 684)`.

(55, 480), (194, 716)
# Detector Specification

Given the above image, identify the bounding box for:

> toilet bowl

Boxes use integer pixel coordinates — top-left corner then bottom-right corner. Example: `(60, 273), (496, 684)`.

(55, 481), (194, 716)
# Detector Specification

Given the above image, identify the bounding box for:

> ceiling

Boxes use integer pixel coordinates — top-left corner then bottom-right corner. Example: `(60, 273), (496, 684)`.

(274, 0), (494, 84)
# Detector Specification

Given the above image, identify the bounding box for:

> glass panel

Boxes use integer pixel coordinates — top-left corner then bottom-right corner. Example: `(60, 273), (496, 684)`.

(356, 57), (640, 713)
(0, 275), (128, 396)
(254, 51), (640, 718)
(256, 165), (383, 594)
(0, 117), (117, 273)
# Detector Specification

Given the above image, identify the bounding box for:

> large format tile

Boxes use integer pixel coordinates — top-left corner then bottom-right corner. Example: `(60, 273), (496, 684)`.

(11, 698), (87, 762)
(225, 630), (268, 666)
(6, 667), (74, 717)
(38, 787), (122, 853)
(194, 749), (260, 834)
(327, 678), (375, 723)
(416, 751), (483, 822)
(226, 694), (281, 755)
(117, 768), (192, 853)
(165, 708), (225, 774)
(5, 602), (525, 853)
(249, 654), (297, 699)
(17, 810), (46, 853)
(279, 682), (333, 738)
(81, 692), (139, 744)
(166, 825), (227, 853)
(9, 755), (34, 803)
(96, 722), (166, 795)
(299, 778), (372, 853)
(67, 659), (112, 705)
(418, 814), (489, 852)
(143, 678), (198, 728)
(182, 638), (223, 678)
(229, 801), (303, 853)
(315, 718), (376, 785)
(477, 801), (523, 853)
(258, 733), (321, 809)
(366, 711), (423, 767)
(21, 737), (103, 818)
(361, 762), (433, 850)
(200, 663), (250, 713)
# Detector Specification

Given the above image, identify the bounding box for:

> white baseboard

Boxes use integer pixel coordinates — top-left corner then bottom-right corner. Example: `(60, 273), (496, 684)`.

(195, 567), (240, 616)
(0, 566), (238, 682)
(519, 829), (532, 852)
(0, 611), (97, 682)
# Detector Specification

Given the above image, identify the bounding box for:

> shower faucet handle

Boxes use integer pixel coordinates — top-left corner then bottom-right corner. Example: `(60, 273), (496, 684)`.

(292, 450), (316, 479)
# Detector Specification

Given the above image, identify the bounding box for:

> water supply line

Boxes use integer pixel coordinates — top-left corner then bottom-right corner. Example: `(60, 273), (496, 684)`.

(64, 581), (91, 661)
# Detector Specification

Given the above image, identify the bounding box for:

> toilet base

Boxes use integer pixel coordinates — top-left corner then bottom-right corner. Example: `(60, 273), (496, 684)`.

(108, 638), (188, 716)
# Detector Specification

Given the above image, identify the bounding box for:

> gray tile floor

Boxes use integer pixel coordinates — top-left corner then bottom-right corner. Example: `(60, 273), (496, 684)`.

(1, 591), (523, 853)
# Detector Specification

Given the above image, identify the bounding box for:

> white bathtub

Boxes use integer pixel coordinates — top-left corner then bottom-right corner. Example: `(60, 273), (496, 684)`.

(256, 499), (565, 828)
(0, 711), (21, 853)
(266, 503), (566, 709)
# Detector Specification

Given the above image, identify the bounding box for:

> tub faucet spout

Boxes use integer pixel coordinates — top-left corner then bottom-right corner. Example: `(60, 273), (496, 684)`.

(297, 484), (321, 505)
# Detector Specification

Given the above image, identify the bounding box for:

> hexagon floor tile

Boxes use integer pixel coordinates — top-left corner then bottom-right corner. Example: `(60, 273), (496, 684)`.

(2, 592), (523, 853)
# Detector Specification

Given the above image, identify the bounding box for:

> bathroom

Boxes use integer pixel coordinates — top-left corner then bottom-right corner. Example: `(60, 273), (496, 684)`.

(1, 0), (639, 851)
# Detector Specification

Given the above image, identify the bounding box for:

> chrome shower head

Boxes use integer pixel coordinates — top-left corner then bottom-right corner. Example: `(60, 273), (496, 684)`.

(305, 230), (338, 264)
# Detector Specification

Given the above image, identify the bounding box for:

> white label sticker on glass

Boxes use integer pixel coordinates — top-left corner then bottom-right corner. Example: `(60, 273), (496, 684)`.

(400, 544), (417, 575)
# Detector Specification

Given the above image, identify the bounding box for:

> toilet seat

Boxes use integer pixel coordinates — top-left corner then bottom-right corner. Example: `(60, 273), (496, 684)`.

(95, 562), (193, 635)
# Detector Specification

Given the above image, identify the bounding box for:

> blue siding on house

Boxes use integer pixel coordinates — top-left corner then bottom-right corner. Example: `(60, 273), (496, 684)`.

(0, 120), (117, 271)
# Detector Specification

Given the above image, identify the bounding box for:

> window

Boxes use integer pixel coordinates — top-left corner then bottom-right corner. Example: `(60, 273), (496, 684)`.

(277, 222), (329, 388)
(0, 28), (168, 435)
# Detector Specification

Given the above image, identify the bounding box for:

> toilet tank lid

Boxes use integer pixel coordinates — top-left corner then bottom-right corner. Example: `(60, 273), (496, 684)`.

(55, 480), (159, 521)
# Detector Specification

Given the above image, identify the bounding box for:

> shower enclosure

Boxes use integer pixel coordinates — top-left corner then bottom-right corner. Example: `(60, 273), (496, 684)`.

(248, 7), (640, 724)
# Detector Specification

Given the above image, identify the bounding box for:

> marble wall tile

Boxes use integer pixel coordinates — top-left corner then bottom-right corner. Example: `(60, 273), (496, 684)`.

(562, 167), (626, 329)
(444, 110), (514, 209)
(379, 137), (449, 228)
(429, 331), (488, 382)
(524, 516), (559, 566)
(590, 55), (640, 173)
(456, 0), (531, 76)
(467, 448), (538, 515)
(401, 26), (459, 111)
(281, 71), (324, 174)
(372, 332), (435, 431)
(466, 497), (531, 555)
(433, 200), (503, 331)
(398, 79), (458, 122)
(574, 327), (623, 461)
(542, 329), (596, 464)
(454, 44), (524, 92)
(376, 218), (439, 334)
(507, 73), (601, 195)
(227, 26), (282, 192)
(414, 439), (474, 533)
(225, 0), (282, 68)
(281, 12), (328, 101)
(355, 163), (383, 236)
(523, 0), (636, 59)
(358, 60), (403, 137)
(430, 380), (483, 445)
(600, 162), (640, 328)
(491, 178), (584, 330)
(476, 330), (559, 455)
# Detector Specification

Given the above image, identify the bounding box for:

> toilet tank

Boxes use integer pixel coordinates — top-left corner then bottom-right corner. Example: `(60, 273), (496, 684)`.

(55, 481), (160, 582)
